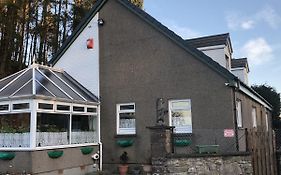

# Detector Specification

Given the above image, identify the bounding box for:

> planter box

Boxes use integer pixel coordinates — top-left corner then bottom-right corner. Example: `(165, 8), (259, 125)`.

(196, 145), (219, 154)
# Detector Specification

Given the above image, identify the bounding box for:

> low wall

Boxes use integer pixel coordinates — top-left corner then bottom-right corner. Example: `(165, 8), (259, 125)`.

(152, 153), (253, 175)
(0, 146), (99, 175)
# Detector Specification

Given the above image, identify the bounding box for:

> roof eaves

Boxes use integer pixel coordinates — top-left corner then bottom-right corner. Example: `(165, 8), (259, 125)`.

(239, 81), (273, 110)
(118, 0), (236, 82)
(49, 0), (107, 65)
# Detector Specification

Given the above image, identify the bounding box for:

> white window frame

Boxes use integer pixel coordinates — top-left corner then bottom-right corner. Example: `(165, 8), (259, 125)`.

(252, 107), (257, 128)
(236, 99), (243, 128)
(116, 103), (136, 135)
(265, 113), (269, 131)
(168, 99), (192, 133)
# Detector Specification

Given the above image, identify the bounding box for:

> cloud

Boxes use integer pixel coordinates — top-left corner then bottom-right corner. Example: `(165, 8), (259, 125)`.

(241, 20), (255, 30)
(161, 20), (201, 39)
(256, 5), (281, 29)
(226, 13), (255, 30)
(241, 38), (273, 65)
(226, 5), (281, 30)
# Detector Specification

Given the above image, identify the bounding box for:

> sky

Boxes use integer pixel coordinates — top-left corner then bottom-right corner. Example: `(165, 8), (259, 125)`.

(144, 0), (281, 93)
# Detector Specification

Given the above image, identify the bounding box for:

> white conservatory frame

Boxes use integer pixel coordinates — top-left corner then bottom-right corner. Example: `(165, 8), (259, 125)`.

(0, 64), (100, 151)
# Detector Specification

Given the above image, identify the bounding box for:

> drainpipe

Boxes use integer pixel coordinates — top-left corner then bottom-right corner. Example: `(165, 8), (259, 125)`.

(228, 78), (240, 151)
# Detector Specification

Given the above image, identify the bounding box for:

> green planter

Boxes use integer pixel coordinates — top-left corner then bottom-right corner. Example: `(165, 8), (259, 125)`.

(117, 139), (134, 147)
(80, 147), (94, 155)
(196, 145), (219, 154)
(47, 150), (63, 159)
(174, 139), (192, 147)
(0, 152), (15, 160)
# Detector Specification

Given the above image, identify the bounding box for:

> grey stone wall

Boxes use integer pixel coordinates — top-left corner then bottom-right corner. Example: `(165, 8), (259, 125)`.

(152, 154), (253, 175)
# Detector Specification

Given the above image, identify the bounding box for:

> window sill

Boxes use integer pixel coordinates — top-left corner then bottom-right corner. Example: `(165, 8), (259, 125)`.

(114, 134), (137, 138)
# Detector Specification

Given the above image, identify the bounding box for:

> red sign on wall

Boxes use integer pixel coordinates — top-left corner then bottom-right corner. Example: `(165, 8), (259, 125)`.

(224, 129), (234, 137)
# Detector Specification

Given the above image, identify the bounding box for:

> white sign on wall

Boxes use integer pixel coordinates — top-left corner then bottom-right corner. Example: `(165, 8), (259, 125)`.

(224, 129), (234, 137)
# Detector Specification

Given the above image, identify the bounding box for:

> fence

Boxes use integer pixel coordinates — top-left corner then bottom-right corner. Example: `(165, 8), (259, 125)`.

(172, 128), (247, 155)
(247, 127), (277, 175)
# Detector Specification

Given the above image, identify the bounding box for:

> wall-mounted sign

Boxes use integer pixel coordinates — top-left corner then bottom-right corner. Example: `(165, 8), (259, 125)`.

(224, 129), (234, 137)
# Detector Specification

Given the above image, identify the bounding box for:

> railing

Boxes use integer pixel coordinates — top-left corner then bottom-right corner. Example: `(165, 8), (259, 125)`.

(172, 128), (248, 155)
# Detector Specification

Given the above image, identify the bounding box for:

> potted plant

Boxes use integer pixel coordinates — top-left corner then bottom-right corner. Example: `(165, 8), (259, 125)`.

(118, 151), (129, 175)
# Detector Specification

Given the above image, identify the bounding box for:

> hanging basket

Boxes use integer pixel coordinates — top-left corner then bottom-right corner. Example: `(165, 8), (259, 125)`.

(0, 152), (15, 160)
(47, 150), (63, 159)
(174, 139), (192, 147)
(80, 147), (94, 155)
(117, 139), (134, 147)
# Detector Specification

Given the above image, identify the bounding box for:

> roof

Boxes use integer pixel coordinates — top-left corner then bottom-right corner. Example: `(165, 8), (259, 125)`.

(49, 0), (236, 82)
(231, 58), (248, 68)
(185, 33), (233, 52)
(48, 0), (270, 109)
(0, 63), (99, 104)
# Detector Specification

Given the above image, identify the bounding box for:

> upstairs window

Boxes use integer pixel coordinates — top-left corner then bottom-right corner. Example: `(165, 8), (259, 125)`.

(252, 107), (257, 128)
(236, 100), (243, 128)
(117, 103), (136, 135)
(169, 99), (192, 133)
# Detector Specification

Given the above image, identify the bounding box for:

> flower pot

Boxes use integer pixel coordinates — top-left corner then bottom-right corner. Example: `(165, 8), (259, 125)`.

(118, 164), (128, 175)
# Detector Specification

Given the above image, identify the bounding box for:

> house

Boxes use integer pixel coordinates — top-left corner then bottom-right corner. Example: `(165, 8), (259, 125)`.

(0, 0), (273, 174)
(48, 0), (273, 173)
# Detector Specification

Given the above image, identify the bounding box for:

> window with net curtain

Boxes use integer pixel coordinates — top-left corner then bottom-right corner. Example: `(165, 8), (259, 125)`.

(169, 99), (192, 133)
(117, 103), (136, 135)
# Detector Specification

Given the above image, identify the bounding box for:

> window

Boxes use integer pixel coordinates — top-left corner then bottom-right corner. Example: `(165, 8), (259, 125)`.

(73, 106), (84, 112)
(117, 103), (136, 135)
(252, 107), (257, 128)
(265, 113), (269, 131)
(87, 107), (97, 113)
(225, 55), (230, 70)
(0, 104), (9, 111)
(36, 113), (70, 147)
(236, 100), (243, 128)
(13, 103), (29, 110)
(38, 103), (53, 110)
(169, 99), (192, 133)
(71, 115), (98, 144)
(56, 104), (70, 111)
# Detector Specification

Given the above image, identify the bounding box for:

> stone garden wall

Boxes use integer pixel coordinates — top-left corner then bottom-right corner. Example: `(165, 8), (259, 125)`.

(152, 154), (253, 175)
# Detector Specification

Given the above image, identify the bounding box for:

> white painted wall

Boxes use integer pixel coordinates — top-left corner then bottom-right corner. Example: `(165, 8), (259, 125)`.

(198, 45), (228, 69)
(231, 68), (249, 85)
(54, 14), (100, 97)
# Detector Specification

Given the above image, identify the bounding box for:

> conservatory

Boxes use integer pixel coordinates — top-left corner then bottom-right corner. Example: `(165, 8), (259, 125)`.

(0, 63), (100, 150)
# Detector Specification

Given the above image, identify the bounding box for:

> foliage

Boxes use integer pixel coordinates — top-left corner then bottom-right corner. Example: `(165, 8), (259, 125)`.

(120, 151), (129, 164)
(252, 84), (281, 128)
(129, 0), (143, 8)
(0, 0), (97, 78)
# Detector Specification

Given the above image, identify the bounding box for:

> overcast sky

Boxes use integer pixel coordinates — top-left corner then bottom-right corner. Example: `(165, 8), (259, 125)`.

(144, 0), (281, 93)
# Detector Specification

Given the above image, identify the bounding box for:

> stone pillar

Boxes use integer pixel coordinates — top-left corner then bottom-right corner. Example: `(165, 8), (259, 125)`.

(147, 125), (174, 174)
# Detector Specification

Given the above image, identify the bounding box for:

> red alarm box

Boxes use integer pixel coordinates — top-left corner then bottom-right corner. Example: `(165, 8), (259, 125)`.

(87, 38), (94, 49)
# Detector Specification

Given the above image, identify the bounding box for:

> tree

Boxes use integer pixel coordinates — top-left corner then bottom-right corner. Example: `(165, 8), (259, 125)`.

(252, 84), (281, 128)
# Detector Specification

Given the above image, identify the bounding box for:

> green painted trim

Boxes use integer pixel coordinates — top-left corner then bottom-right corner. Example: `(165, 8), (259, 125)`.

(174, 139), (192, 147)
(80, 147), (94, 155)
(47, 150), (64, 159)
(117, 139), (134, 147)
(0, 152), (15, 160)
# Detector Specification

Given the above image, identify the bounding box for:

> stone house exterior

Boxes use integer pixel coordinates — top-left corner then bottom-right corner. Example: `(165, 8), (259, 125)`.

(48, 0), (272, 173)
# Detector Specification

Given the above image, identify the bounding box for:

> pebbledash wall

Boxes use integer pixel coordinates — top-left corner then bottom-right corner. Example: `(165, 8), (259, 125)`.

(152, 154), (253, 175)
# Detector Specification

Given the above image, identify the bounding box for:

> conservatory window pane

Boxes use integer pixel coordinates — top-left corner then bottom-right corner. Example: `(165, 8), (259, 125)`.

(38, 103), (53, 110)
(13, 103), (30, 110)
(71, 115), (98, 144)
(0, 104), (9, 111)
(36, 113), (69, 147)
(73, 106), (84, 112)
(0, 113), (30, 147)
(87, 107), (97, 113)
(56, 105), (70, 111)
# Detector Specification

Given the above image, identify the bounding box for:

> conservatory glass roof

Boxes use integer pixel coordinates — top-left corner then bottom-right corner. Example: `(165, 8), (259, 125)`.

(0, 63), (98, 103)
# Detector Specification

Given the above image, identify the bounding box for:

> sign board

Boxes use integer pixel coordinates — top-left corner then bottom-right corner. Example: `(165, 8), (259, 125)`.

(224, 129), (234, 137)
